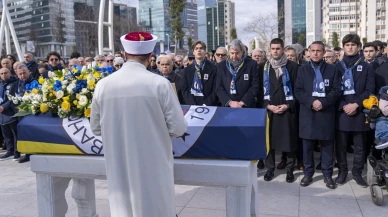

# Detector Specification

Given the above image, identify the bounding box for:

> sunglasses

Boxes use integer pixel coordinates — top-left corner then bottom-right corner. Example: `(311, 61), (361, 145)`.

(107, 60), (113, 62)
(50, 58), (59, 62)
(115, 64), (123, 68)
(216, 53), (227, 57)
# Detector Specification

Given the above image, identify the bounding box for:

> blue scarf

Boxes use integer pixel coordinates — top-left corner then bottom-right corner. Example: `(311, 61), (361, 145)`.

(263, 61), (293, 101)
(25, 60), (36, 69)
(310, 60), (326, 97)
(226, 58), (244, 95)
(340, 58), (362, 95)
(191, 59), (206, 96)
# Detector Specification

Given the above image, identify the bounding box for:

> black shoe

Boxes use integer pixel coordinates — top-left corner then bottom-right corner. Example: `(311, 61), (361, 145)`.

(324, 177), (336, 189)
(335, 172), (348, 185)
(18, 155), (30, 163)
(277, 159), (287, 170)
(316, 162), (322, 170)
(314, 145), (320, 152)
(347, 146), (354, 153)
(286, 171), (295, 183)
(264, 170), (274, 181)
(294, 162), (304, 170)
(257, 160), (265, 169)
(353, 176), (368, 188)
(0, 152), (13, 161)
(300, 176), (313, 187)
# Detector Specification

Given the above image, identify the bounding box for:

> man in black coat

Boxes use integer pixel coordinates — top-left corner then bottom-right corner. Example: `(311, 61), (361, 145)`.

(24, 52), (39, 80)
(262, 38), (298, 183)
(295, 41), (342, 189)
(181, 41), (218, 106)
(217, 39), (259, 108)
(335, 34), (375, 187)
(0, 68), (19, 161)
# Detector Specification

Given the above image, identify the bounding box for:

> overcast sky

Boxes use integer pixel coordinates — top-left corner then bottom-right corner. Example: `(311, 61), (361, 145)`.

(126, 0), (277, 45)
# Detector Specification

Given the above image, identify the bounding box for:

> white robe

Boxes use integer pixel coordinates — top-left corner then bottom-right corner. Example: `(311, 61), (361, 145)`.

(90, 60), (187, 217)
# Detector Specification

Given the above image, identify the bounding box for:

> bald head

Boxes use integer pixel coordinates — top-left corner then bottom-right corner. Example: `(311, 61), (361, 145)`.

(68, 58), (79, 68)
(1, 58), (12, 70)
(13, 61), (23, 71)
(0, 68), (11, 81)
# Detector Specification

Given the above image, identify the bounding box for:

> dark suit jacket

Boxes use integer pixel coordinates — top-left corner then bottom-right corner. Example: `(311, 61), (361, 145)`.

(217, 58), (259, 108)
(181, 59), (218, 106)
(295, 62), (342, 140)
(335, 61), (375, 131)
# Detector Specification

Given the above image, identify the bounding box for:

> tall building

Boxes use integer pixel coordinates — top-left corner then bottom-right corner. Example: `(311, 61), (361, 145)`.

(322, 0), (361, 47)
(306, 0), (322, 46)
(278, 0), (306, 46)
(181, 0), (198, 50)
(138, 0), (171, 48)
(1, 0), (76, 58)
(206, 0), (235, 52)
(197, 0), (216, 45)
(361, 0), (387, 42)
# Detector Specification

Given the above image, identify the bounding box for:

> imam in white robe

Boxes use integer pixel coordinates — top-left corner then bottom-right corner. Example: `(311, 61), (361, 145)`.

(90, 60), (187, 217)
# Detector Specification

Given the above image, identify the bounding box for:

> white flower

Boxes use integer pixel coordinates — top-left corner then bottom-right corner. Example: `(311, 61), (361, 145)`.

(67, 84), (75, 94)
(72, 80), (77, 84)
(78, 95), (88, 107)
(41, 84), (49, 93)
(22, 95), (31, 102)
(92, 62), (96, 67)
(81, 88), (88, 94)
(48, 71), (54, 78)
(56, 90), (64, 99)
(61, 80), (68, 85)
(33, 94), (42, 102)
(81, 66), (87, 72)
(62, 69), (67, 75)
(12, 100), (18, 104)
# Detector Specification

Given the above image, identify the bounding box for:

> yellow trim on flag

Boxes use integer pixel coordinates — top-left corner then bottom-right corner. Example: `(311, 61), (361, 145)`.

(17, 141), (84, 155)
(266, 113), (270, 155)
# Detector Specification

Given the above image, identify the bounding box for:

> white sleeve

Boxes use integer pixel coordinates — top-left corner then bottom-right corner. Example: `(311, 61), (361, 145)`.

(160, 81), (187, 138)
(90, 83), (102, 136)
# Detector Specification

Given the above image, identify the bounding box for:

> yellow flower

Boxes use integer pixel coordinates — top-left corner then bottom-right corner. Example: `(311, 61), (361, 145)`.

(72, 68), (78, 73)
(49, 93), (54, 97)
(88, 80), (95, 87)
(84, 108), (91, 118)
(61, 101), (71, 112)
(73, 100), (78, 105)
(48, 85), (53, 90)
(83, 74), (88, 79)
(54, 99), (59, 103)
(40, 103), (49, 113)
(63, 96), (70, 102)
(93, 72), (100, 79)
(31, 89), (39, 94)
(58, 77), (64, 81)
(38, 77), (45, 84)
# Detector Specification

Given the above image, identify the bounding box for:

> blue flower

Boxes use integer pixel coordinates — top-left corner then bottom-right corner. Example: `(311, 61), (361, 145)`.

(102, 66), (114, 75)
(53, 80), (62, 91)
(25, 80), (41, 92)
(73, 80), (87, 93)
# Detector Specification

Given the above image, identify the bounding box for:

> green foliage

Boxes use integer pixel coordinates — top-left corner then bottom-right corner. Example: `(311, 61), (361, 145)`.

(251, 40), (256, 51)
(188, 36), (193, 50)
(332, 32), (340, 48)
(298, 34), (305, 46)
(362, 37), (367, 46)
(231, 28), (237, 40)
(170, 0), (186, 48)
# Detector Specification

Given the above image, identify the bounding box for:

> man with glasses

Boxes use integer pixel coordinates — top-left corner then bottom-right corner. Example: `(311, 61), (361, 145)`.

(214, 47), (228, 64)
(106, 55), (114, 66)
(147, 54), (158, 73)
(324, 50), (336, 64)
(181, 41), (218, 106)
(47, 51), (63, 71)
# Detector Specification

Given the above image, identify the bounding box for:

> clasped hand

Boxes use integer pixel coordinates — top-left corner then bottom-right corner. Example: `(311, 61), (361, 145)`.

(229, 101), (245, 108)
(312, 100), (322, 111)
(267, 104), (288, 114)
(343, 103), (358, 116)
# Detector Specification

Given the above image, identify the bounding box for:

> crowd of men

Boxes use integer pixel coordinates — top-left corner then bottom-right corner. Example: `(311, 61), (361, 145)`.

(150, 34), (387, 190)
(0, 33), (387, 190)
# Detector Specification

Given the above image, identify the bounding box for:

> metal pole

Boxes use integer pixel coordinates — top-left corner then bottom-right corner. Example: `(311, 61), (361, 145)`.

(4, 24), (10, 54)
(5, 8), (23, 60)
(0, 0), (8, 54)
(166, 33), (169, 51)
(108, 0), (114, 53)
(97, 0), (105, 54)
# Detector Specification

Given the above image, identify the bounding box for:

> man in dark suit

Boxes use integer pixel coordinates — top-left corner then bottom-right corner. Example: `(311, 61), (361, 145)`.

(217, 39), (259, 108)
(261, 38), (299, 183)
(335, 34), (375, 187)
(295, 41), (342, 189)
(181, 41), (218, 106)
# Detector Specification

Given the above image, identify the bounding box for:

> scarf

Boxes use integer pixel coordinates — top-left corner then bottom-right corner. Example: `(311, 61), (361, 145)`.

(191, 59), (206, 96)
(18, 80), (27, 96)
(226, 57), (245, 94)
(269, 53), (288, 78)
(25, 60), (36, 69)
(341, 54), (362, 95)
(310, 60), (326, 97)
(264, 56), (294, 101)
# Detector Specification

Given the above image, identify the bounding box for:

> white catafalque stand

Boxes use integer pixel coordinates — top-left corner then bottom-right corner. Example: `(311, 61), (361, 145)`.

(30, 155), (259, 217)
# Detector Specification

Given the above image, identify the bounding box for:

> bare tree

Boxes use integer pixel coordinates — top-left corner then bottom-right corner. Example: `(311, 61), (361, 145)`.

(244, 13), (278, 52)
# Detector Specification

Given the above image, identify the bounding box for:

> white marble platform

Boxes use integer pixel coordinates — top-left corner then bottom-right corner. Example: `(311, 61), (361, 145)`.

(0, 150), (387, 217)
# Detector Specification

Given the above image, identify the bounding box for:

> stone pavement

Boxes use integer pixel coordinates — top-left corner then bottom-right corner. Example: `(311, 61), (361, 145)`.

(0, 150), (387, 217)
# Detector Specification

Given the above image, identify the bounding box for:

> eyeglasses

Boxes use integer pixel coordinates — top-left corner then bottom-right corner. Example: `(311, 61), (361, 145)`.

(216, 53), (227, 57)
(50, 58), (59, 62)
(188, 58), (194, 61)
(107, 60), (113, 62)
(115, 64), (123, 68)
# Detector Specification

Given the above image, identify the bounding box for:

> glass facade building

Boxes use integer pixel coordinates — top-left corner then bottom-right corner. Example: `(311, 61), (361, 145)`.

(292, 0), (306, 46)
(197, 0), (216, 45)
